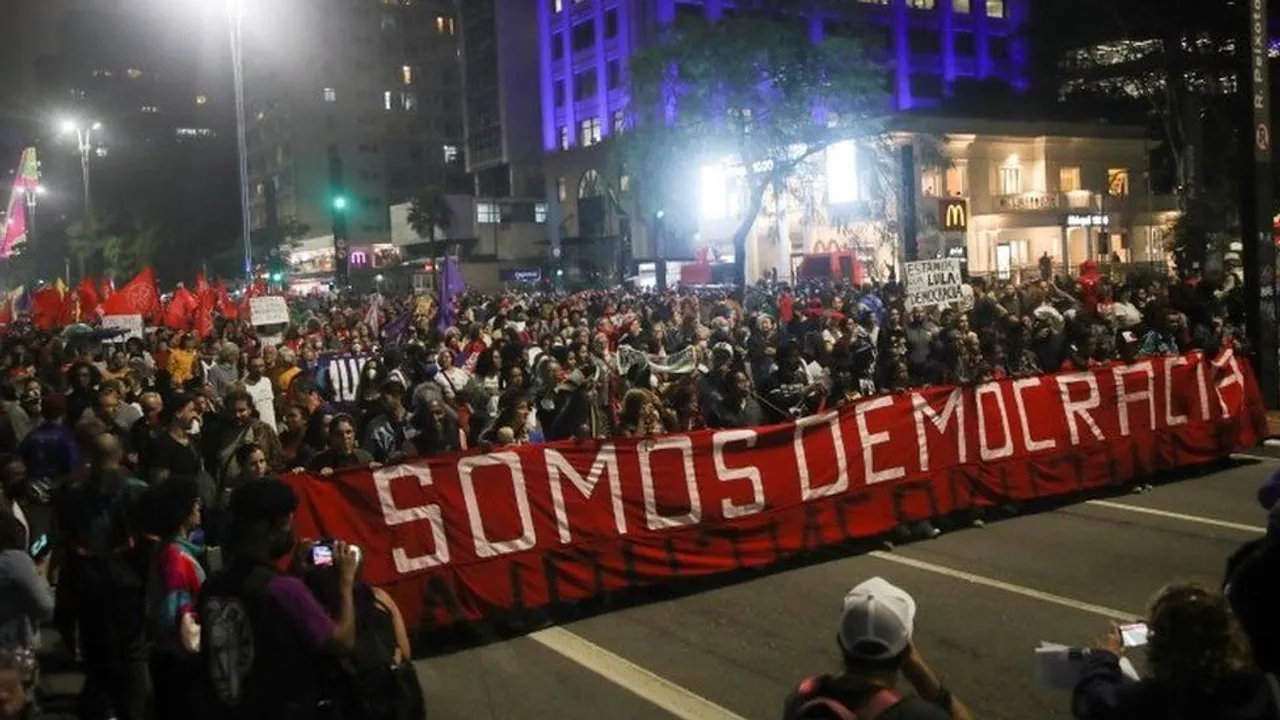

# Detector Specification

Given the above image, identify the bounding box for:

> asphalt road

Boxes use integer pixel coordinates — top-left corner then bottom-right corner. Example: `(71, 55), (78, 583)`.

(40, 448), (1280, 719)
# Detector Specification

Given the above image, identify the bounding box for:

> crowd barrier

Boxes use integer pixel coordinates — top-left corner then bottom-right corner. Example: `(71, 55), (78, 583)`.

(285, 350), (1267, 630)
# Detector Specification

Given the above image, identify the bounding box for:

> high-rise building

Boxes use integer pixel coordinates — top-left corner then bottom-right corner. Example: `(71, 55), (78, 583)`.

(243, 0), (465, 282)
(539, 0), (1030, 155)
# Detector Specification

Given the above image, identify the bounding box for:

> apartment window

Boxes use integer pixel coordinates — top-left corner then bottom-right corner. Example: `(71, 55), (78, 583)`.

(989, 35), (1009, 61)
(908, 0), (936, 8)
(912, 74), (943, 98)
(953, 0), (971, 12)
(999, 157), (1022, 195)
(477, 202), (501, 224)
(535, 203), (548, 223)
(908, 28), (941, 55)
(381, 13), (397, 31)
(605, 8), (619, 38)
(323, 87), (337, 102)
(127, 68), (143, 79)
(141, 105), (161, 114)
(574, 69), (598, 100)
(1108, 168), (1130, 196)
(612, 109), (626, 134)
(921, 169), (942, 197)
(436, 15), (454, 35)
(195, 94), (209, 105)
(401, 65), (413, 85)
(607, 60), (622, 90)
(554, 80), (566, 106)
(571, 21), (595, 52)
(985, 0), (1005, 17)
(384, 91), (393, 110)
(945, 164), (968, 196)
(553, 0), (563, 11)
(557, 176), (567, 201)
(400, 92), (417, 111)
(558, 126), (569, 150)
(954, 32), (975, 56)
(552, 33), (564, 60)
(443, 144), (458, 163)
(580, 117), (602, 146)
(1059, 166), (1082, 192)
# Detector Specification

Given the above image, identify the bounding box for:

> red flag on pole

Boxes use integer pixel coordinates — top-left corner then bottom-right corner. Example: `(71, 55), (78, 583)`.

(165, 286), (198, 331)
(75, 278), (100, 317)
(30, 287), (62, 331)
(100, 267), (161, 321)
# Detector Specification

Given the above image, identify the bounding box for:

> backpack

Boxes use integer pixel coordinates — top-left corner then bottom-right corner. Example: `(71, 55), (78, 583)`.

(323, 595), (426, 720)
(787, 676), (903, 720)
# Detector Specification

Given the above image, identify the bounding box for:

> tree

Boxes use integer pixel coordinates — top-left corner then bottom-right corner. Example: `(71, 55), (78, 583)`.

(407, 188), (454, 256)
(621, 9), (889, 293)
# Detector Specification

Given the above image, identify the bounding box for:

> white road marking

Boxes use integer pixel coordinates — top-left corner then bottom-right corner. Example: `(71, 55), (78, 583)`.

(529, 626), (749, 720)
(1084, 500), (1266, 535)
(1262, 439), (1280, 449)
(868, 551), (1136, 621)
(1232, 452), (1280, 463)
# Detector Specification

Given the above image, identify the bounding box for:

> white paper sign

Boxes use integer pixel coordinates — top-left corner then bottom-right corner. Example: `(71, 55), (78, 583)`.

(905, 259), (964, 310)
(101, 314), (144, 342)
(249, 296), (289, 326)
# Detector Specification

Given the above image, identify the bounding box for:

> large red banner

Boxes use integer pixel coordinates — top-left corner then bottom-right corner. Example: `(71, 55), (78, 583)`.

(286, 351), (1267, 630)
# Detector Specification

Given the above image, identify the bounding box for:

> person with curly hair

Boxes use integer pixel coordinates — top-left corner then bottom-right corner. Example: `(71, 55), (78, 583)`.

(1072, 582), (1280, 719)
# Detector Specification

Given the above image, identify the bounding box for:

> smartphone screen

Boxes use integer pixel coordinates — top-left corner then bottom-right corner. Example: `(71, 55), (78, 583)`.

(1120, 622), (1149, 648)
(28, 535), (48, 559)
(311, 544), (334, 568)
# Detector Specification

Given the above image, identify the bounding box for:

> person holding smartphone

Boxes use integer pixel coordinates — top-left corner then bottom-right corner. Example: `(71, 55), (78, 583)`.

(199, 479), (359, 719)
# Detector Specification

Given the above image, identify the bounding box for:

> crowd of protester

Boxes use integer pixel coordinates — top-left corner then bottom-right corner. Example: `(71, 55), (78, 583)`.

(0, 266), (1260, 718)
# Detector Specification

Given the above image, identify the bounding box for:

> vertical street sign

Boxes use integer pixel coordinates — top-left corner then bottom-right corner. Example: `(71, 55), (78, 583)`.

(1241, 0), (1277, 407)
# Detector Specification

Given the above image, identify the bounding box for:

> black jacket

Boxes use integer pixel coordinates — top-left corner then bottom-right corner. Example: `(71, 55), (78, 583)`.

(1072, 651), (1280, 720)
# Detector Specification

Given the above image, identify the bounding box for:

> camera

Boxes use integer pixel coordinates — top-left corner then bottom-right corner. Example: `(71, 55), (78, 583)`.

(308, 539), (362, 568)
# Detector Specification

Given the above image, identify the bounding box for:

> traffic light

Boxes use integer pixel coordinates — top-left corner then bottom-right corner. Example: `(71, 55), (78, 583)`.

(270, 272), (283, 283)
(332, 195), (348, 211)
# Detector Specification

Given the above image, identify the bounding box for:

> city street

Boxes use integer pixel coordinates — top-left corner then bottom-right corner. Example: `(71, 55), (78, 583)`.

(36, 451), (1277, 719)
(416, 452), (1276, 720)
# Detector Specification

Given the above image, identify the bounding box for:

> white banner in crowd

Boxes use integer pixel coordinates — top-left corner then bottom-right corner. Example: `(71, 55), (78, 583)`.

(905, 259), (964, 310)
(102, 314), (144, 342)
(249, 296), (289, 326)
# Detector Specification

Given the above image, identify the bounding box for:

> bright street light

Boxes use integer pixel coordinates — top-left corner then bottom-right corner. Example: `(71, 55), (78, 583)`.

(57, 118), (103, 277)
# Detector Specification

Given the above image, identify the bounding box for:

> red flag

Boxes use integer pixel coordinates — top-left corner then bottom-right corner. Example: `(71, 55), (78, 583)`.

(195, 286), (216, 338)
(217, 282), (238, 321)
(239, 279), (266, 319)
(56, 292), (79, 327)
(100, 278), (115, 303)
(165, 286), (198, 331)
(100, 267), (161, 320)
(30, 287), (63, 331)
(75, 279), (100, 317)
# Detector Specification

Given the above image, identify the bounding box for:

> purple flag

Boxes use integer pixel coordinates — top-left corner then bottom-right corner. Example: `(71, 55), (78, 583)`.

(437, 256), (465, 331)
(382, 310), (412, 345)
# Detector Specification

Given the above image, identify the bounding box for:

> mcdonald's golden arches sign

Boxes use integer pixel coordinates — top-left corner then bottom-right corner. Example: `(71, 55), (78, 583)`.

(940, 198), (968, 232)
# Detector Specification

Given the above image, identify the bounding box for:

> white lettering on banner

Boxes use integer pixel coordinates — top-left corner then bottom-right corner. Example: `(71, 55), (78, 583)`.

(1212, 350), (1245, 418)
(1113, 362), (1156, 437)
(1163, 356), (1189, 427)
(795, 411), (850, 500)
(904, 259), (964, 310)
(1012, 378), (1057, 453)
(976, 383), (1014, 461)
(1058, 373), (1105, 445)
(458, 453), (537, 558)
(712, 430), (765, 519)
(639, 436), (702, 530)
(1195, 353), (1212, 421)
(855, 397), (905, 485)
(912, 389), (966, 472)
(373, 465), (450, 572)
(546, 446), (625, 544)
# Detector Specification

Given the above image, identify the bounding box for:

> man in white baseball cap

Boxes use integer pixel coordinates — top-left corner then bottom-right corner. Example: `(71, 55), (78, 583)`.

(782, 577), (974, 719)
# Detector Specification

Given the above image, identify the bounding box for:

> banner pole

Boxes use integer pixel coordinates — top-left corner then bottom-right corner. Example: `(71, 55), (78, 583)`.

(1241, 0), (1277, 409)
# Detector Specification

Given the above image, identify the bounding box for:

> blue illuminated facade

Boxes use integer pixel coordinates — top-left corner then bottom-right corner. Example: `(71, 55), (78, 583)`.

(539, 0), (1030, 153)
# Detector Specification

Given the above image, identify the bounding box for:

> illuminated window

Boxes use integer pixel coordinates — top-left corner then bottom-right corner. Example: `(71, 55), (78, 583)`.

(579, 117), (601, 146)
(324, 87), (337, 102)
(400, 92), (417, 111)
(140, 105), (160, 114)
(384, 91), (393, 110)
(826, 141), (858, 204)
(1059, 166), (1082, 192)
(953, 0), (971, 12)
(401, 65), (413, 85)
(558, 126), (569, 150)
(553, 0), (563, 11)
(985, 0), (1005, 18)
(436, 15), (454, 35)
(999, 155), (1022, 195)
(908, 0), (936, 9)
(920, 169), (941, 197)
(579, 169), (603, 198)
(945, 163), (968, 196)
(557, 176), (567, 201)
(535, 203), (548, 223)
(442, 144), (458, 163)
(477, 202), (501, 224)
(1108, 169), (1130, 196)
(92, 69), (113, 78)
(127, 68), (143, 79)
(195, 94), (209, 105)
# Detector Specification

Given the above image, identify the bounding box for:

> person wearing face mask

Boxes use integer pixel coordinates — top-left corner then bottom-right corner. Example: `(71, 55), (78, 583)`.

(145, 394), (216, 509)
(199, 479), (359, 719)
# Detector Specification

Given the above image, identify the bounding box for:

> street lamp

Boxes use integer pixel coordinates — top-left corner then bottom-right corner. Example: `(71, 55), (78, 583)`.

(227, 0), (253, 283)
(59, 119), (101, 229)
